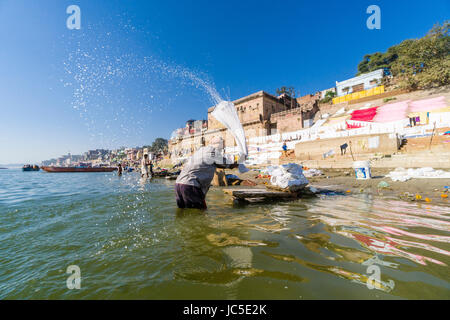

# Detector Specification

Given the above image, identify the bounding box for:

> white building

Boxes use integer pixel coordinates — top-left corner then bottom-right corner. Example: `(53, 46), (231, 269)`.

(319, 87), (336, 100)
(335, 69), (384, 97)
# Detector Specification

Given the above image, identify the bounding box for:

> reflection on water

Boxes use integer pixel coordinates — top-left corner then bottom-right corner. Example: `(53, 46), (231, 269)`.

(0, 169), (449, 299)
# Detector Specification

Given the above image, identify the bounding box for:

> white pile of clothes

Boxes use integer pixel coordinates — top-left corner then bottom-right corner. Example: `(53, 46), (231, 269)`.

(260, 166), (278, 175)
(303, 168), (323, 177)
(386, 167), (450, 182)
(266, 163), (309, 191)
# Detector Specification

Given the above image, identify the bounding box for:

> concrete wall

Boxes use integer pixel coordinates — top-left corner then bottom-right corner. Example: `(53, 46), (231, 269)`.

(294, 133), (400, 160)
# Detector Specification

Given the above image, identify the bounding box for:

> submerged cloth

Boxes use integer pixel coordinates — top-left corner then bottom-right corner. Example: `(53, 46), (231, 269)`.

(175, 183), (207, 209)
(176, 145), (230, 196)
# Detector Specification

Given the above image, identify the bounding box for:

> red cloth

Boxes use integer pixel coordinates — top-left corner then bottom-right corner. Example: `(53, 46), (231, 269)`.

(346, 121), (363, 129)
(350, 106), (378, 122)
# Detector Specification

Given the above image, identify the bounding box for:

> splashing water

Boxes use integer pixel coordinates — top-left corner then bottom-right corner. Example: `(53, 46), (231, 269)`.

(60, 17), (226, 149)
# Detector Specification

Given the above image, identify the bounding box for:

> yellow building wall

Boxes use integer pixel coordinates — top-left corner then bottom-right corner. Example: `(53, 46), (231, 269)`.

(333, 86), (385, 104)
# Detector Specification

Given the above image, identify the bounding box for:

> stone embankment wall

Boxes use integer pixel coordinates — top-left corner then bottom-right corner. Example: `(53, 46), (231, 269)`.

(294, 133), (399, 160)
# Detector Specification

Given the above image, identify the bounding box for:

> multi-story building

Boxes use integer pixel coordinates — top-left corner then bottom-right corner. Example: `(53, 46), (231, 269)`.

(169, 90), (320, 161)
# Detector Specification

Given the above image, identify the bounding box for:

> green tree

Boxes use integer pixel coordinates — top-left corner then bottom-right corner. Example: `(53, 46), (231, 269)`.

(356, 48), (399, 76)
(320, 90), (336, 104)
(276, 86), (297, 97)
(390, 21), (449, 90)
(356, 21), (449, 90)
(149, 138), (168, 153)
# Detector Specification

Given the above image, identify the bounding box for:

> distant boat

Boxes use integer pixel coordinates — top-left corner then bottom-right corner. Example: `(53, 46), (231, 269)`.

(41, 166), (117, 173)
(23, 165), (40, 171)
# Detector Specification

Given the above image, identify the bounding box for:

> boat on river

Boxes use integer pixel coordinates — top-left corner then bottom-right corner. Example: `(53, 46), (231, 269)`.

(41, 166), (117, 173)
(22, 165), (40, 171)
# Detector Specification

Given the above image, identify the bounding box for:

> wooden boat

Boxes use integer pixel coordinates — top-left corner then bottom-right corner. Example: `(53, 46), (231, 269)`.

(23, 165), (40, 171)
(41, 166), (117, 173)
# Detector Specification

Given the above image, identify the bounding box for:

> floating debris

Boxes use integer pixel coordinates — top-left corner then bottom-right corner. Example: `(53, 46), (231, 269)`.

(377, 181), (390, 189)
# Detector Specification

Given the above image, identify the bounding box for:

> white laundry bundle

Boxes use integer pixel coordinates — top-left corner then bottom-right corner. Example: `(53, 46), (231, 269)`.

(303, 168), (323, 177)
(260, 166), (278, 175)
(386, 167), (450, 182)
(269, 163), (309, 191)
(211, 100), (249, 173)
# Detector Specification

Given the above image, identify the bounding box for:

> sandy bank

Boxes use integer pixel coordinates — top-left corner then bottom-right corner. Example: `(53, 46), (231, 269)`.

(225, 167), (450, 205)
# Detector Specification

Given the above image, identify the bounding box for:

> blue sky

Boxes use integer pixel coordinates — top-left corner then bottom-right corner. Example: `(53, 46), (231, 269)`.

(0, 0), (448, 164)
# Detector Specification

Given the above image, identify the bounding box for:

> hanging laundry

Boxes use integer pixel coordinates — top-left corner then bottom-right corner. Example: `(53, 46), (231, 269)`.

(350, 106), (379, 122)
(374, 101), (410, 123)
(409, 96), (446, 113)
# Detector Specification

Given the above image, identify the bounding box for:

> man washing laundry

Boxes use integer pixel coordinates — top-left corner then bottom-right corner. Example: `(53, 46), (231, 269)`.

(175, 137), (238, 209)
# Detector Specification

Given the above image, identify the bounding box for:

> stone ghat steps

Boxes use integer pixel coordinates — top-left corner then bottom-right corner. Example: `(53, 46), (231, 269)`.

(390, 152), (450, 159)
(300, 153), (450, 169)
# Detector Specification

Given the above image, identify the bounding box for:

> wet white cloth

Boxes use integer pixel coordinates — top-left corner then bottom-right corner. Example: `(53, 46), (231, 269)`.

(211, 101), (248, 158)
(211, 100), (249, 173)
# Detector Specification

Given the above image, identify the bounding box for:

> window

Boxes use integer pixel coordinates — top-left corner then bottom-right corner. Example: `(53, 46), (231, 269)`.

(352, 83), (364, 92)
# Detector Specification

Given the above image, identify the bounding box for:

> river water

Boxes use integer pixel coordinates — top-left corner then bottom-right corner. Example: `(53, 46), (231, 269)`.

(0, 169), (449, 299)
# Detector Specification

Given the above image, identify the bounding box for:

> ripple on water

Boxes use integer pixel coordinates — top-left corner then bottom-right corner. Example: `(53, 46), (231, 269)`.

(0, 169), (449, 299)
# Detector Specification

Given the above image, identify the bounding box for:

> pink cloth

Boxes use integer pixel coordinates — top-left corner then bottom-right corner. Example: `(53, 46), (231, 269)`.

(374, 101), (410, 123)
(409, 96), (447, 112)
